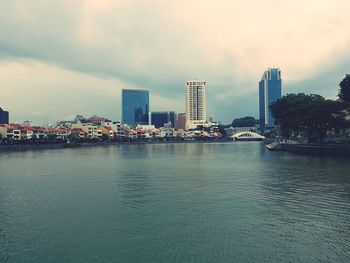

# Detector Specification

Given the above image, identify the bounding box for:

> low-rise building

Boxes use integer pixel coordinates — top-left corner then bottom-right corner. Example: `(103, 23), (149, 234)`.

(161, 122), (175, 137)
(72, 123), (101, 139)
(21, 127), (34, 140)
(99, 126), (115, 139)
(82, 116), (112, 126)
(136, 124), (155, 131)
(71, 128), (87, 139)
(47, 128), (70, 140)
(5, 124), (22, 140)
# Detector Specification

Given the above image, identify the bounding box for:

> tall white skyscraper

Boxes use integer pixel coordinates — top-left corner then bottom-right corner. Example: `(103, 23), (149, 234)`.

(185, 80), (207, 130)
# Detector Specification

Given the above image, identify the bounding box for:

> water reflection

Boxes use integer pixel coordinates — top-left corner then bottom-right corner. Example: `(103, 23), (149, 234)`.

(254, 152), (350, 262)
(0, 142), (350, 262)
(0, 183), (10, 263)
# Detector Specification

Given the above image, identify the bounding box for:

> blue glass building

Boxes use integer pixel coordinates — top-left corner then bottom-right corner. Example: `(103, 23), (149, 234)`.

(122, 89), (149, 127)
(151, 111), (175, 128)
(0, 107), (9, 124)
(259, 68), (282, 132)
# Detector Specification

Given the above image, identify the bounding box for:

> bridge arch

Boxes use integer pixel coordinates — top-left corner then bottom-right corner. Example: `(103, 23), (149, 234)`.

(231, 131), (265, 141)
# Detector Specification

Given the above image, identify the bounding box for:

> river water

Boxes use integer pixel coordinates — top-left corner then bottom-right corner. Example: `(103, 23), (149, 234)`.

(0, 142), (349, 262)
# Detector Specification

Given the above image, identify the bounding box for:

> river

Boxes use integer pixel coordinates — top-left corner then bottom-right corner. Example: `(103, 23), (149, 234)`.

(0, 142), (349, 262)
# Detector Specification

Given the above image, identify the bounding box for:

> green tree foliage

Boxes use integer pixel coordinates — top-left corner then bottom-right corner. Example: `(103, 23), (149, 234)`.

(101, 133), (109, 141)
(67, 133), (79, 142)
(218, 124), (227, 137)
(338, 74), (350, 105)
(47, 134), (57, 141)
(231, 116), (257, 127)
(270, 93), (343, 142)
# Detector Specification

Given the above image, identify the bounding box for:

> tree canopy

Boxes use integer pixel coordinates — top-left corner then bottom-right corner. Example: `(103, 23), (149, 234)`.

(270, 93), (343, 142)
(338, 74), (350, 105)
(231, 116), (257, 127)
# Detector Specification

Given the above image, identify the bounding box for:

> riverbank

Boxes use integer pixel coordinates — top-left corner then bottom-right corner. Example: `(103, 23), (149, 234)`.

(0, 139), (234, 152)
(266, 142), (350, 155)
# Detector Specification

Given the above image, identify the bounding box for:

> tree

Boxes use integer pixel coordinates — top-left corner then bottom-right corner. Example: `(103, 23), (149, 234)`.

(47, 134), (57, 142)
(338, 74), (350, 105)
(231, 116), (257, 127)
(101, 133), (109, 141)
(67, 133), (79, 142)
(270, 93), (343, 142)
(218, 124), (227, 137)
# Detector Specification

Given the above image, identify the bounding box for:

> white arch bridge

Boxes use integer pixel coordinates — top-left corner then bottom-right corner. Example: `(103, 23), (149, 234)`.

(231, 131), (265, 141)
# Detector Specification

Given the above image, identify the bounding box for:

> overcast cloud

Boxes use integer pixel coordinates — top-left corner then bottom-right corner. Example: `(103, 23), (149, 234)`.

(1, 0), (350, 124)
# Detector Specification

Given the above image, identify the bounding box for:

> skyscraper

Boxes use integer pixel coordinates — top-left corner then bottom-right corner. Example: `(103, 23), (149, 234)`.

(259, 68), (282, 132)
(185, 80), (206, 130)
(150, 111), (175, 128)
(0, 107), (9, 124)
(122, 89), (149, 127)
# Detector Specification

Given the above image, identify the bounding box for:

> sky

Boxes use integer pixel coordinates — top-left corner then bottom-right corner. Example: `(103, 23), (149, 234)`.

(1, 0), (350, 125)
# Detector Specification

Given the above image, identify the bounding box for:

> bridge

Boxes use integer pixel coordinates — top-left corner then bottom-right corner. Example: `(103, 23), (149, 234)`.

(231, 131), (265, 141)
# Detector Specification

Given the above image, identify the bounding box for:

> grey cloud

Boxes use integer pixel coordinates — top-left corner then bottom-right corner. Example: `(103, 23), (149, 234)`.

(0, 1), (242, 96)
(1, 1), (350, 123)
(285, 58), (350, 99)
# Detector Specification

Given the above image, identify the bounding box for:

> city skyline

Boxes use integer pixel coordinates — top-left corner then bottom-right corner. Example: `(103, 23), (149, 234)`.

(1, 1), (350, 124)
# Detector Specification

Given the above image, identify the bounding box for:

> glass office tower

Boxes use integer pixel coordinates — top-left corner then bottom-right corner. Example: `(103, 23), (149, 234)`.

(259, 68), (282, 132)
(122, 89), (149, 127)
(151, 111), (176, 128)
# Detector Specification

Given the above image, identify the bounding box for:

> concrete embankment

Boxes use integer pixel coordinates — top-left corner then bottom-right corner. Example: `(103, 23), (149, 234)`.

(267, 142), (350, 155)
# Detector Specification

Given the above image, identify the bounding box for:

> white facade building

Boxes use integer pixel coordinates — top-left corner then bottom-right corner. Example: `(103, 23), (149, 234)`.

(185, 80), (207, 130)
(71, 123), (101, 139)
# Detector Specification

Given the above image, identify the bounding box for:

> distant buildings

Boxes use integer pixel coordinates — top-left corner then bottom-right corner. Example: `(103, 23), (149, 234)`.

(259, 68), (282, 132)
(0, 107), (9, 124)
(0, 124), (46, 140)
(80, 116), (112, 126)
(71, 123), (102, 139)
(0, 111), (226, 142)
(185, 80), (206, 130)
(150, 111), (175, 128)
(208, 114), (215, 123)
(175, 113), (186, 130)
(122, 89), (149, 127)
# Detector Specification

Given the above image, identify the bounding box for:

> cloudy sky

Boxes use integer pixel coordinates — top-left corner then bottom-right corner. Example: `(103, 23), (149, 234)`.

(1, 0), (350, 124)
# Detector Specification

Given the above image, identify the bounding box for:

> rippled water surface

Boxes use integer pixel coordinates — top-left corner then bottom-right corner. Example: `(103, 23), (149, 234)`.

(0, 142), (349, 262)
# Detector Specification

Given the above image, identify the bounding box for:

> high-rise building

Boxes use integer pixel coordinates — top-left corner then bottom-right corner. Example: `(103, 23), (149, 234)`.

(0, 107), (9, 124)
(259, 68), (282, 132)
(208, 114), (215, 123)
(122, 89), (149, 127)
(150, 111), (175, 128)
(175, 113), (186, 130)
(185, 80), (206, 130)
